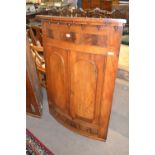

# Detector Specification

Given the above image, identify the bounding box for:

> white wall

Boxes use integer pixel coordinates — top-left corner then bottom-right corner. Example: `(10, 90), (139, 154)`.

(26, 0), (42, 3)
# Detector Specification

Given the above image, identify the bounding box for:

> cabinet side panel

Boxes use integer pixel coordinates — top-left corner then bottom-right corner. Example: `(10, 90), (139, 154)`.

(99, 56), (119, 139)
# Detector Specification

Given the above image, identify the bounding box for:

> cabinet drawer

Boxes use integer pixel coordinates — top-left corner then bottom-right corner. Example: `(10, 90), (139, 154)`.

(47, 29), (109, 48)
(45, 23), (111, 48)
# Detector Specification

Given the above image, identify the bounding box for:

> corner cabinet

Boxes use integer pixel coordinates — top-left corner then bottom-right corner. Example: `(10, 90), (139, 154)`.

(38, 15), (126, 141)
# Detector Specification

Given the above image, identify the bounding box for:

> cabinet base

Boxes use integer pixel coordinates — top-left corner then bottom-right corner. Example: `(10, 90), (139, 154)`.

(49, 108), (106, 141)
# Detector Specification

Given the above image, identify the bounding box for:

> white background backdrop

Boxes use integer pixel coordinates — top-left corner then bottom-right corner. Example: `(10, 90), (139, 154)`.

(0, 0), (155, 154)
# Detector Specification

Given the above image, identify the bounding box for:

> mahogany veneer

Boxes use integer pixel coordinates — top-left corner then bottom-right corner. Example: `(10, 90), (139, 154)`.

(38, 15), (126, 140)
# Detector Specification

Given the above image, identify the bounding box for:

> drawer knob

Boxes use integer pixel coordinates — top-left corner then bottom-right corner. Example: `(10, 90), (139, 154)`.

(66, 33), (71, 38)
(107, 52), (114, 56)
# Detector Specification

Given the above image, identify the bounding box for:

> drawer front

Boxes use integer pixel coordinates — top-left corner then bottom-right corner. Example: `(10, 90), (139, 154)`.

(47, 28), (108, 48)
(44, 22), (112, 48)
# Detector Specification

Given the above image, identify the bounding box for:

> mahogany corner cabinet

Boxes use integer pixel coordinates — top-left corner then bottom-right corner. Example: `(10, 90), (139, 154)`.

(37, 15), (126, 141)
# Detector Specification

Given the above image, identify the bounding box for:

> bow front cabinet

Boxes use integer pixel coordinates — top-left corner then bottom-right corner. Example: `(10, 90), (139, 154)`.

(38, 15), (125, 141)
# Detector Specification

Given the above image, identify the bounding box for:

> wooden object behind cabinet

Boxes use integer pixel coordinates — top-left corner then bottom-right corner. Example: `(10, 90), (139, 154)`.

(82, 0), (92, 9)
(82, 0), (100, 9)
(26, 36), (43, 117)
(82, 0), (112, 11)
(100, 0), (112, 11)
(38, 15), (126, 141)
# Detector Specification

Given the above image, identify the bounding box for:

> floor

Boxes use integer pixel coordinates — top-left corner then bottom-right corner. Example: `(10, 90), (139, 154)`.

(119, 44), (129, 71)
(26, 78), (129, 155)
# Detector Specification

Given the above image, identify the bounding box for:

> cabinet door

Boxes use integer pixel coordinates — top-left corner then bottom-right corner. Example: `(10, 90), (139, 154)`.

(70, 51), (106, 127)
(45, 46), (69, 114)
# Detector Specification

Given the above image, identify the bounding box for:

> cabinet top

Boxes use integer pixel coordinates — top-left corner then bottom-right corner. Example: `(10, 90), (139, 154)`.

(37, 15), (126, 26)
